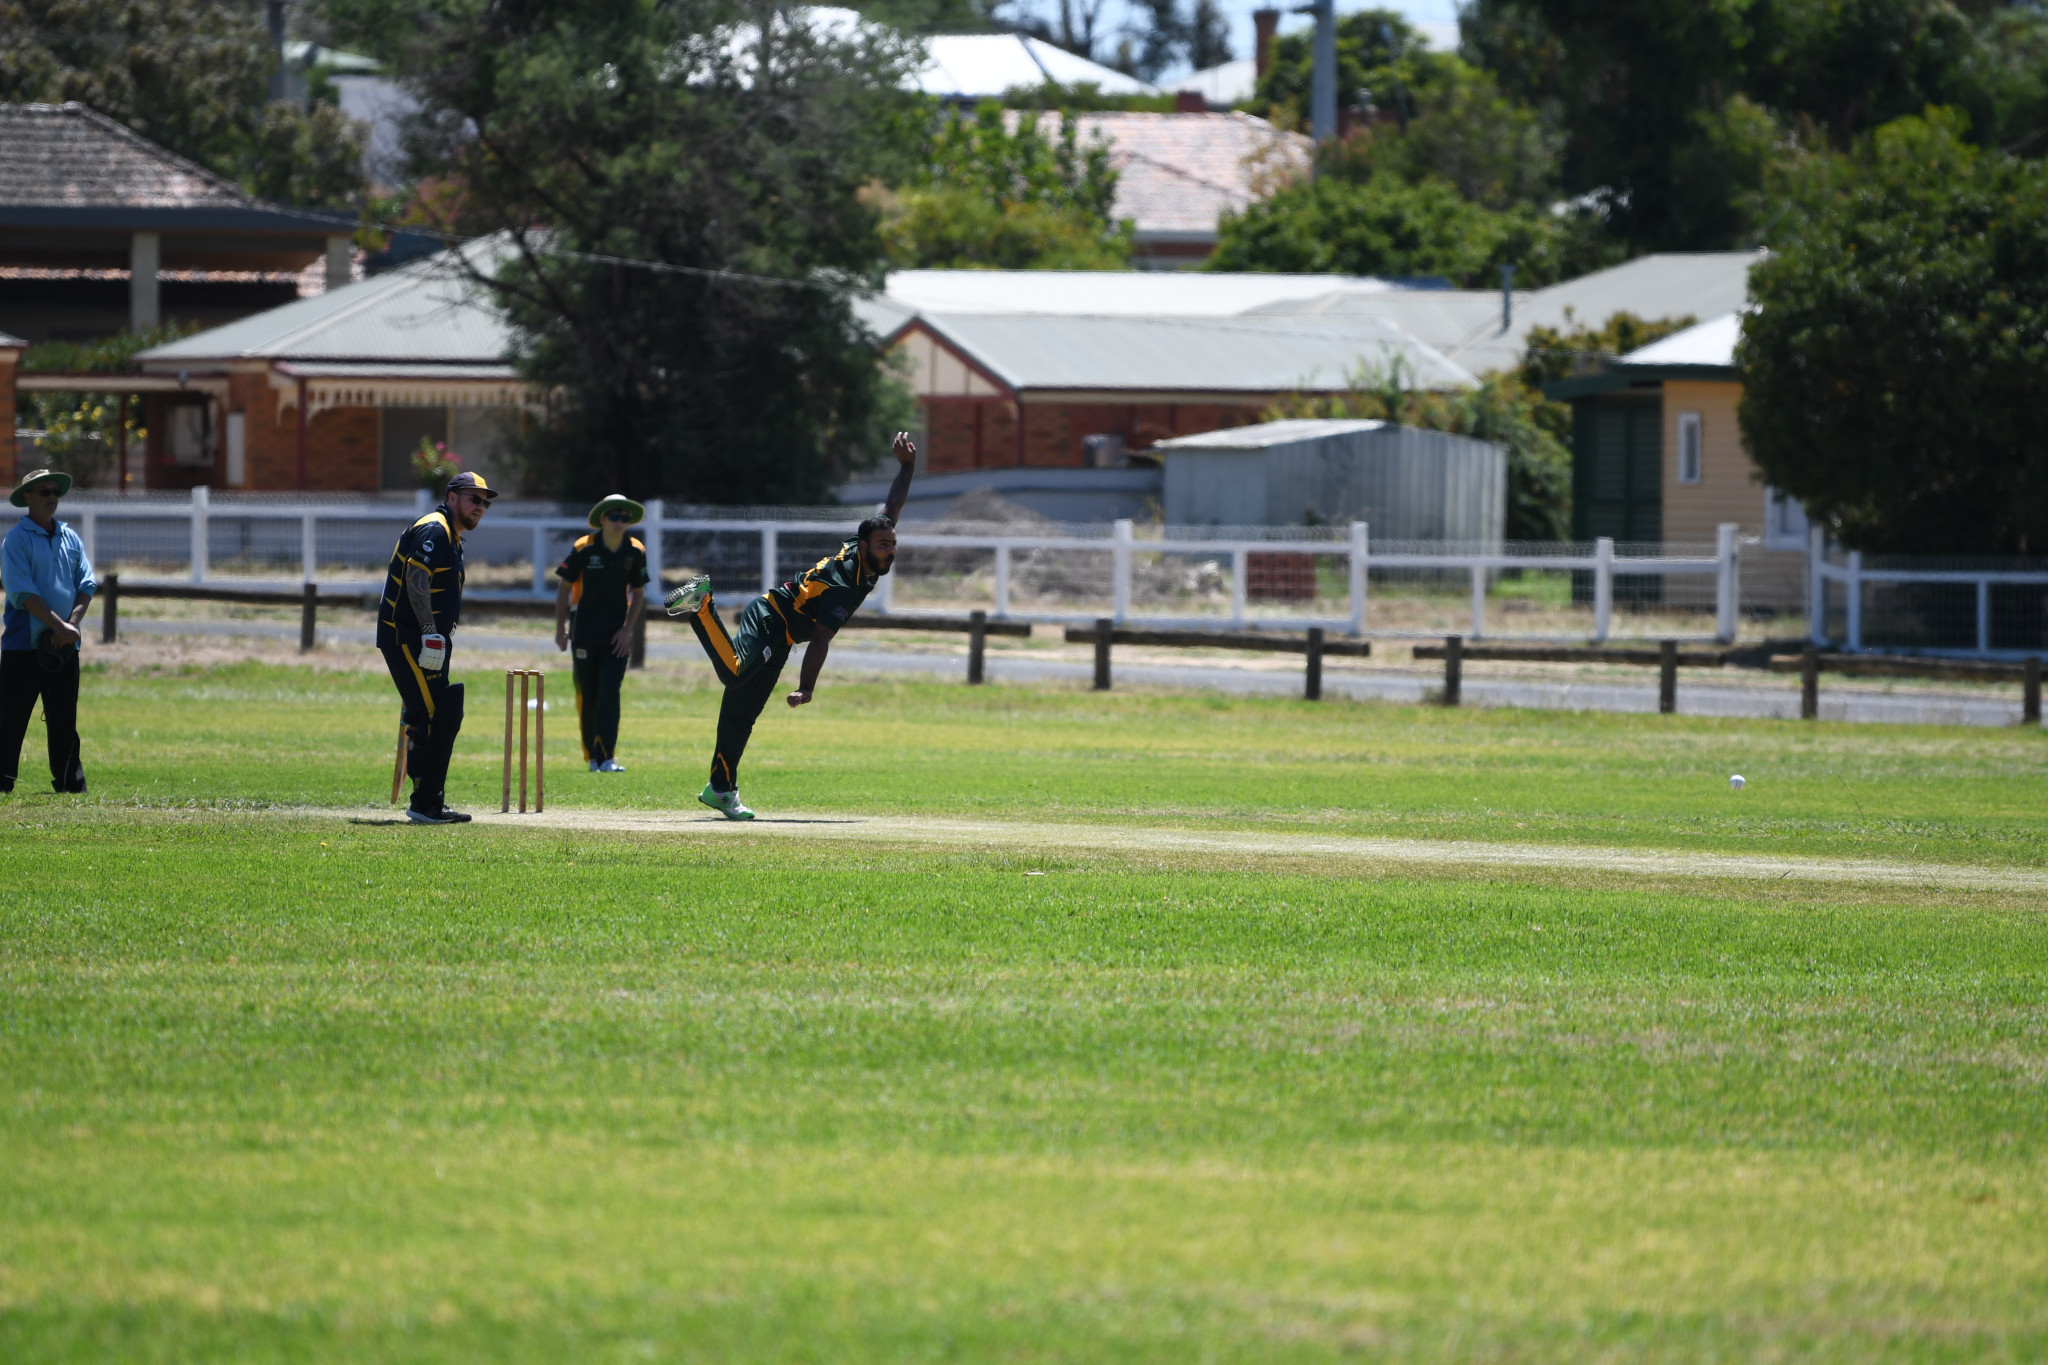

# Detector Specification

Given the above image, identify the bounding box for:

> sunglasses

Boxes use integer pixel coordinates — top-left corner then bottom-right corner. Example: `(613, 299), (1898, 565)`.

(26, 486), (61, 497)
(604, 511), (633, 522)
(452, 490), (490, 503)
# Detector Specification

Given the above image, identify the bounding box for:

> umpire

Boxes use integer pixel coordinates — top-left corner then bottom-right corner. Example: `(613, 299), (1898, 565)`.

(553, 493), (648, 772)
(1, 468), (96, 794)
(380, 471), (496, 823)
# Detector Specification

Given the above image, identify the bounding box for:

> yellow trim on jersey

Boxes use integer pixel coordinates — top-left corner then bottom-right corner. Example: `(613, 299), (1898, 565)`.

(400, 644), (435, 718)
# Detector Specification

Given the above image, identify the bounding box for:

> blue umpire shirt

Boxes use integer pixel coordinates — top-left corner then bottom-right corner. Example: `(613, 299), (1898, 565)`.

(2, 513), (97, 652)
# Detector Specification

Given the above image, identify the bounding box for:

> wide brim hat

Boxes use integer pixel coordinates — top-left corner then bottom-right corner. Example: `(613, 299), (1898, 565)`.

(10, 468), (72, 507)
(588, 493), (645, 529)
(445, 470), (500, 502)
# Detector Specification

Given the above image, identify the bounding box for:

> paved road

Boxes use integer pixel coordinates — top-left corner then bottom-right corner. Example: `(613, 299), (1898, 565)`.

(115, 617), (2029, 727)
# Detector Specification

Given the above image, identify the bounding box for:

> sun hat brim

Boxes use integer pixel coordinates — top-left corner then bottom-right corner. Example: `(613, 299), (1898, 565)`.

(588, 495), (646, 529)
(10, 468), (72, 507)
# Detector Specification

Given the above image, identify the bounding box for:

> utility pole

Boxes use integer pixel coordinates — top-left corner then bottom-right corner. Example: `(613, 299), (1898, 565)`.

(266, 0), (289, 103)
(1310, 0), (1336, 143)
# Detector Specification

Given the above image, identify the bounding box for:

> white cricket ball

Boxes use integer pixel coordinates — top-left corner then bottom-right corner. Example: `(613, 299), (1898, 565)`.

(1729, 774), (1746, 790)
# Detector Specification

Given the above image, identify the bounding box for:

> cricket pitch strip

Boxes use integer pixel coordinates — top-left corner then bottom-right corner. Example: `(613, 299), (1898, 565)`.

(416, 807), (2048, 895)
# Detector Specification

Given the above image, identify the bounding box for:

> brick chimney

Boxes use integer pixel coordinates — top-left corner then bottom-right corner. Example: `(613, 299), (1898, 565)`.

(1254, 9), (1280, 81)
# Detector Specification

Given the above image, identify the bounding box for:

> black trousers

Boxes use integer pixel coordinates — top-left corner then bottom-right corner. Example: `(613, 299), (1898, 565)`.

(381, 641), (465, 813)
(0, 647), (84, 793)
(683, 595), (789, 793)
(571, 640), (629, 762)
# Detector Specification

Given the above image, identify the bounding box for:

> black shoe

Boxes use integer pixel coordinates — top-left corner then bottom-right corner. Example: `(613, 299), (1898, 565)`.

(406, 804), (472, 825)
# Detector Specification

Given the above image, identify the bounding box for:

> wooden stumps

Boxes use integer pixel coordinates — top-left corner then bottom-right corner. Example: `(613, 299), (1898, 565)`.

(1801, 647), (1820, 720)
(299, 581), (317, 652)
(2026, 656), (2042, 726)
(1092, 617), (1112, 691)
(502, 672), (516, 811)
(1304, 626), (1324, 701)
(502, 668), (546, 813)
(1442, 634), (1462, 707)
(1659, 638), (1677, 714)
(967, 609), (987, 685)
(101, 572), (118, 644)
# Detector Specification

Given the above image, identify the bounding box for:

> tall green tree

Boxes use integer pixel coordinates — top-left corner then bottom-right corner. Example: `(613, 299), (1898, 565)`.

(1206, 172), (1610, 286)
(396, 0), (926, 502)
(0, 0), (364, 206)
(1458, 0), (2048, 251)
(1738, 109), (2048, 554)
(877, 102), (1130, 269)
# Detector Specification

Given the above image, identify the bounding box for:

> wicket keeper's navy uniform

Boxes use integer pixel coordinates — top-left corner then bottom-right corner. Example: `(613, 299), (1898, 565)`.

(379, 501), (468, 815)
(679, 536), (876, 792)
(556, 530), (648, 764)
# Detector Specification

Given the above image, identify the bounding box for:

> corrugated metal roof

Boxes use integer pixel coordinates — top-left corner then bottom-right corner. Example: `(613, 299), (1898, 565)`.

(1153, 418), (1388, 449)
(884, 269), (1395, 316)
(1165, 59), (1257, 106)
(1522, 252), (1760, 336)
(912, 32), (1159, 98)
(136, 238), (513, 365)
(1243, 252), (1762, 376)
(915, 311), (1475, 392)
(1619, 311), (1741, 369)
(1244, 289), (1514, 371)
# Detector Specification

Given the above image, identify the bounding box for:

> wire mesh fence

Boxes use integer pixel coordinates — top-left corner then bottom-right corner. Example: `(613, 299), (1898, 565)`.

(1816, 551), (2048, 657)
(35, 493), (1785, 643)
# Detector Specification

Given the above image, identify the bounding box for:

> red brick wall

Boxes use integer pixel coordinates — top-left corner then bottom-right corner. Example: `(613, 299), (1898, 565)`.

(221, 373), (381, 493)
(921, 396), (1272, 470)
(0, 352), (17, 482)
(306, 406), (379, 491)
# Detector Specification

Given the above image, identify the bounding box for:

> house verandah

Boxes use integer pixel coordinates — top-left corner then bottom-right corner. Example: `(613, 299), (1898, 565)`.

(2, 241), (535, 495)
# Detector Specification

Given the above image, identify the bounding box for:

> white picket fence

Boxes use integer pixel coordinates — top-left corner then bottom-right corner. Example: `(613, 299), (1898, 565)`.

(29, 491), (1753, 644)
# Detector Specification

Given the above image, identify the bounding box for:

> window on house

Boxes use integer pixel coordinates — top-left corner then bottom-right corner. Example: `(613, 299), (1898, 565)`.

(1764, 487), (1811, 550)
(1676, 411), (1703, 484)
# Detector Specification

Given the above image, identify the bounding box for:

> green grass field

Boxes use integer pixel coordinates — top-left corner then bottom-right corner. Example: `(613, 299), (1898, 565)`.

(2, 661), (2045, 1361)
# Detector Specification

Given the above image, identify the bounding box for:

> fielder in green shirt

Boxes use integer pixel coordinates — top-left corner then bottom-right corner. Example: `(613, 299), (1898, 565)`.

(554, 494), (649, 771)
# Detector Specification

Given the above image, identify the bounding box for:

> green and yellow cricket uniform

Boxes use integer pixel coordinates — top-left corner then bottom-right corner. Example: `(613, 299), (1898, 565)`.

(681, 535), (877, 792)
(555, 532), (649, 763)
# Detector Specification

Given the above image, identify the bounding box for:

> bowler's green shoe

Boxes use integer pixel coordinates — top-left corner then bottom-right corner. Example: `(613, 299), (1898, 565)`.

(664, 577), (712, 616)
(698, 783), (754, 820)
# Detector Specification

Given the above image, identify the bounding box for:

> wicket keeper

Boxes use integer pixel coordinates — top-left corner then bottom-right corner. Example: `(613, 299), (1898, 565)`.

(379, 471), (496, 823)
(665, 432), (916, 819)
(554, 493), (648, 771)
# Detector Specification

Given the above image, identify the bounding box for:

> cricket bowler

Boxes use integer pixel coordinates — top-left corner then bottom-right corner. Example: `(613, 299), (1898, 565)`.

(664, 432), (916, 819)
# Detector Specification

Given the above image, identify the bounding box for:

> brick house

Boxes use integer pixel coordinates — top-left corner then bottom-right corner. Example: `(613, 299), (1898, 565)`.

(124, 240), (529, 493)
(883, 309), (1476, 475)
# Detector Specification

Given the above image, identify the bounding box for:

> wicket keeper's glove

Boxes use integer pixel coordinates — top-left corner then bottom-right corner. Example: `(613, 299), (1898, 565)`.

(418, 633), (447, 671)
